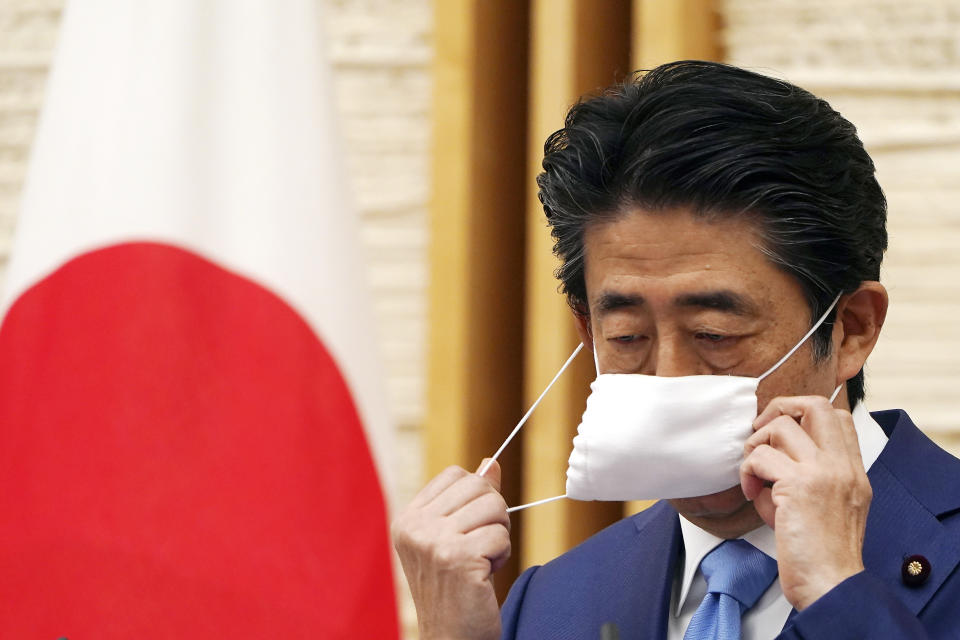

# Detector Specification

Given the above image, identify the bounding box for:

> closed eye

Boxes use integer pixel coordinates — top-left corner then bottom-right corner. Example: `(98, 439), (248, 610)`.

(695, 332), (731, 344)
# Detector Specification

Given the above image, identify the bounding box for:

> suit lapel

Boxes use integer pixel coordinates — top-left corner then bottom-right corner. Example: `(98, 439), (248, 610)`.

(623, 502), (683, 640)
(859, 410), (960, 615)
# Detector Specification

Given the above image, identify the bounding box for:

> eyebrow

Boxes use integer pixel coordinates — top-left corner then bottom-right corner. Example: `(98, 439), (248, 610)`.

(674, 290), (759, 316)
(593, 289), (758, 316)
(594, 292), (645, 314)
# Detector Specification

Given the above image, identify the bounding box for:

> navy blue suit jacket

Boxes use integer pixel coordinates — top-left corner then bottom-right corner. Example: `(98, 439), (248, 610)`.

(501, 410), (960, 639)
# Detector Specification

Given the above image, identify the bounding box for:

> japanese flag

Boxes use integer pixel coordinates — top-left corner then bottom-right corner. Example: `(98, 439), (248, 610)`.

(0, 1), (399, 637)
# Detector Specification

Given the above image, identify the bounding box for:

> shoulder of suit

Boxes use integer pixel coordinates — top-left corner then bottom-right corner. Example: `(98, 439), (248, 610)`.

(534, 500), (677, 572)
(873, 409), (960, 518)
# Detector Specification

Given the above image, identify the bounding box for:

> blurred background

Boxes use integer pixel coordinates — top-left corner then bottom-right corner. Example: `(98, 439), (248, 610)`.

(2, 0), (958, 637)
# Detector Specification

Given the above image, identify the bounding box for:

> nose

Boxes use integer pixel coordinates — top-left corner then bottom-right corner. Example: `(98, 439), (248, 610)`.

(648, 333), (701, 377)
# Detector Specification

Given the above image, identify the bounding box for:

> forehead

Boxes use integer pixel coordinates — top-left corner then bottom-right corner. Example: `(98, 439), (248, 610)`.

(582, 207), (804, 312)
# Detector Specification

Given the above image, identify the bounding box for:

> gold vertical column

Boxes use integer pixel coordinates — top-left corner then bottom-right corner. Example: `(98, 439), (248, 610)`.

(521, 0), (631, 569)
(632, 0), (722, 69)
(428, 0), (530, 601)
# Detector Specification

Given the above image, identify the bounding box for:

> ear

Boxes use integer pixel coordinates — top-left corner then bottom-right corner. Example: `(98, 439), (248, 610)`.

(572, 307), (593, 354)
(835, 282), (888, 383)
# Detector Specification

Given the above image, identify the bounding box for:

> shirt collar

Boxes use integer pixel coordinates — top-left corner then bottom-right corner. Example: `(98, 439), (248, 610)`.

(674, 402), (888, 616)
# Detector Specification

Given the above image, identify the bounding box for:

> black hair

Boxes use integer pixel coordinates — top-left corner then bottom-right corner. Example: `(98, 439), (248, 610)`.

(537, 60), (887, 406)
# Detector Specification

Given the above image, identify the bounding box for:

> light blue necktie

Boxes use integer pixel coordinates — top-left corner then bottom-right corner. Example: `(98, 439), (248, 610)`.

(682, 539), (779, 640)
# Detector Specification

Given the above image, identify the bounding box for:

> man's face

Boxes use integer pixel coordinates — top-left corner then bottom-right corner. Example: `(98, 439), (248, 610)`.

(581, 206), (839, 534)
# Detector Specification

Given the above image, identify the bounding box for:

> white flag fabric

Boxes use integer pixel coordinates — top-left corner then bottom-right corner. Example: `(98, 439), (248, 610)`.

(0, 1), (399, 637)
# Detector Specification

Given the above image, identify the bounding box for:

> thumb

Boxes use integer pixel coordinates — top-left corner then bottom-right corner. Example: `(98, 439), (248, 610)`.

(476, 458), (502, 492)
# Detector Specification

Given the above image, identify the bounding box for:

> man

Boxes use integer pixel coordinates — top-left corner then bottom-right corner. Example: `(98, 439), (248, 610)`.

(392, 61), (960, 639)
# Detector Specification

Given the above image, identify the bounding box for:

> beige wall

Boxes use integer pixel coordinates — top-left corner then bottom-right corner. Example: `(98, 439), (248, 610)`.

(0, 1), (59, 272)
(724, 0), (960, 455)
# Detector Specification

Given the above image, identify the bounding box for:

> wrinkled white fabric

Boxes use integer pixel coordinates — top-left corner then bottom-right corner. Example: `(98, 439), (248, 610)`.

(566, 373), (759, 500)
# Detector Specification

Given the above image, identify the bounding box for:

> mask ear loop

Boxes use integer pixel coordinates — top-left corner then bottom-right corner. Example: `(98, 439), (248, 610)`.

(478, 343), (583, 478)
(506, 493), (568, 513)
(477, 343), (584, 513)
(829, 384), (843, 404)
(757, 292), (843, 382)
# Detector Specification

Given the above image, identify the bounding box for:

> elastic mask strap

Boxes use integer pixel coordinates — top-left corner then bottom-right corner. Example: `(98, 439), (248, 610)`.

(477, 343), (584, 478)
(506, 493), (567, 513)
(829, 383), (843, 403)
(758, 293), (843, 382)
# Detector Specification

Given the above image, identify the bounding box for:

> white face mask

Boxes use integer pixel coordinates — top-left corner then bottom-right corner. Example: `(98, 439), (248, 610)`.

(480, 293), (842, 512)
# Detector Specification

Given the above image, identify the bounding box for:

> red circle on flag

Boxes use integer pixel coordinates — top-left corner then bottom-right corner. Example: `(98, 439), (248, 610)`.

(0, 242), (398, 638)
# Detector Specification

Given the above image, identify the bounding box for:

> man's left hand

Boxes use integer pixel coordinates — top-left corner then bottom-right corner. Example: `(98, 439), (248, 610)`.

(740, 395), (873, 610)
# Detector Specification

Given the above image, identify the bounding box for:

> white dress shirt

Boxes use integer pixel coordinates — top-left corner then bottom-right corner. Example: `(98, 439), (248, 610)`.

(666, 403), (889, 639)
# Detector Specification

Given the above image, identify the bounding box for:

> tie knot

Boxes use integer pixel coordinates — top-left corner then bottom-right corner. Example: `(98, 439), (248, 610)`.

(699, 540), (778, 610)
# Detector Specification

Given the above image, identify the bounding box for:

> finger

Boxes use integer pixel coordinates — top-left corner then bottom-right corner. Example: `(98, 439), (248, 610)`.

(740, 444), (797, 500)
(754, 395), (835, 431)
(451, 491), (510, 534)
(740, 470), (765, 504)
(833, 408), (866, 468)
(409, 465), (470, 508)
(426, 472), (500, 516)
(745, 414), (818, 461)
(464, 523), (512, 574)
(752, 486), (776, 528)
(754, 395), (844, 449)
(476, 458), (502, 493)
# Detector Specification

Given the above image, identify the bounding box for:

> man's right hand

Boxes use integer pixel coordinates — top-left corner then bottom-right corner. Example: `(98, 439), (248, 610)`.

(391, 460), (510, 640)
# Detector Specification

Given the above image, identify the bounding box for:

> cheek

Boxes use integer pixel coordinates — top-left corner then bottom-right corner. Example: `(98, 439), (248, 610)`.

(756, 347), (836, 411)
